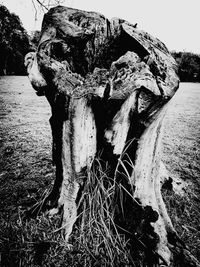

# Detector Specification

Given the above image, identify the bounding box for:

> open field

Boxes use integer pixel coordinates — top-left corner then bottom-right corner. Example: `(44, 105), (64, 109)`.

(0, 76), (200, 265)
(162, 83), (200, 261)
(162, 83), (200, 183)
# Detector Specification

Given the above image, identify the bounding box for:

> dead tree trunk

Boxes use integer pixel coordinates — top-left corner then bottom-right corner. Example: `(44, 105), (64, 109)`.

(24, 6), (199, 266)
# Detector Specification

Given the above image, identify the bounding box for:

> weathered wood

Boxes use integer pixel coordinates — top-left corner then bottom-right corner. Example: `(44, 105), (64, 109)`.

(24, 6), (200, 266)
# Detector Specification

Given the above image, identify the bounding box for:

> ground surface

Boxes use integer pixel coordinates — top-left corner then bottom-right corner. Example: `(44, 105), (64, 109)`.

(0, 76), (53, 217)
(0, 76), (200, 265)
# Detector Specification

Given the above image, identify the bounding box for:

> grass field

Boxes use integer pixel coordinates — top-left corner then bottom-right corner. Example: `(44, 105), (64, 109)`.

(162, 83), (200, 261)
(0, 76), (200, 266)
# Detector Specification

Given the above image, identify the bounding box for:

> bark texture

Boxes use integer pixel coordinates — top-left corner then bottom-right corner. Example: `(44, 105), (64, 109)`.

(24, 6), (199, 266)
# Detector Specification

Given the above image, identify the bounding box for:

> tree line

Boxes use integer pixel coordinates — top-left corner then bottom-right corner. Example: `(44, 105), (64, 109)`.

(0, 5), (31, 75)
(0, 4), (200, 82)
(172, 51), (200, 82)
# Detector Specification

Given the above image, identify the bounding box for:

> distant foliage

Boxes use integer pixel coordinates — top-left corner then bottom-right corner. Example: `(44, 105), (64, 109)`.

(0, 5), (31, 75)
(172, 51), (200, 82)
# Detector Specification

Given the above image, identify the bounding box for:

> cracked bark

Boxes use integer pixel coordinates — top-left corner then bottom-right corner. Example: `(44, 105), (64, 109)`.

(24, 6), (199, 266)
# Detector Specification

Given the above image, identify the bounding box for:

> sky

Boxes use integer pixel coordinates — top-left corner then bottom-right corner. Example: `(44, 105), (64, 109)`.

(1, 0), (200, 53)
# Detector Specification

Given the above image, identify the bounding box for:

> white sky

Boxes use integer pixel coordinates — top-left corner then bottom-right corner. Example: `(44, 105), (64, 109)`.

(1, 0), (200, 53)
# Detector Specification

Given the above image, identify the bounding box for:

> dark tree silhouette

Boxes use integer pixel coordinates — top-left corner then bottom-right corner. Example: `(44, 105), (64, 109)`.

(0, 5), (30, 75)
(172, 51), (200, 82)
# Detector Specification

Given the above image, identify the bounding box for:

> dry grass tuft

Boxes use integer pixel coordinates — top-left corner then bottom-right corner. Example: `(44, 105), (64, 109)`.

(0, 158), (137, 267)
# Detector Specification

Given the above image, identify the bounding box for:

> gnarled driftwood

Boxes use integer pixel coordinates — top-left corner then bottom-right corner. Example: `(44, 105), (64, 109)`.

(25, 6), (199, 266)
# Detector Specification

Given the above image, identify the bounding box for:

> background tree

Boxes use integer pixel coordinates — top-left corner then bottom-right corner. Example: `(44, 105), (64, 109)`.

(0, 5), (30, 75)
(172, 51), (200, 82)
(0, 1), (66, 75)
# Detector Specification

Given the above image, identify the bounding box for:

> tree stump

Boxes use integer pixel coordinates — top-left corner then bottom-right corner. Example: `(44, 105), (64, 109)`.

(25, 6), (199, 266)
